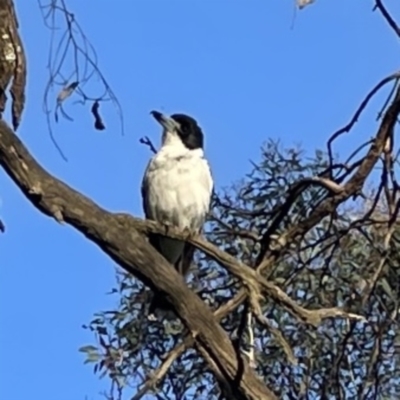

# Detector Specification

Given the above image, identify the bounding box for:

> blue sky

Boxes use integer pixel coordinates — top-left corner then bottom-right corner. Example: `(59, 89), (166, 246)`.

(1, 1), (399, 399)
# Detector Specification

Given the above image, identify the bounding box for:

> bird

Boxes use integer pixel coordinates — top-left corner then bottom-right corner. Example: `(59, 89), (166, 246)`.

(141, 110), (213, 320)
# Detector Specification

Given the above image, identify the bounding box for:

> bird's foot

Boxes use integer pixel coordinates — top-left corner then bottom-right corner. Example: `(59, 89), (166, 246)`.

(162, 221), (174, 235)
(182, 226), (193, 240)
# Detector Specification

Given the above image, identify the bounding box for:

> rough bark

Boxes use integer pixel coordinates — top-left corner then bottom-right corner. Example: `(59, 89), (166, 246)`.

(0, 0), (26, 130)
(0, 119), (277, 400)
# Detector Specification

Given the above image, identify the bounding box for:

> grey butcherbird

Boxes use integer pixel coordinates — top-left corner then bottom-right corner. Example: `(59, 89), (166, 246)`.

(141, 111), (213, 320)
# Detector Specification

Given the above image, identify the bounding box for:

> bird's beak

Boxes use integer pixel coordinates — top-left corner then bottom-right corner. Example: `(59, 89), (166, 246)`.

(150, 110), (180, 132)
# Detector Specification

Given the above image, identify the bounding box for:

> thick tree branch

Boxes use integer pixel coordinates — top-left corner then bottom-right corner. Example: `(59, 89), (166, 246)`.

(132, 289), (250, 399)
(0, 119), (276, 400)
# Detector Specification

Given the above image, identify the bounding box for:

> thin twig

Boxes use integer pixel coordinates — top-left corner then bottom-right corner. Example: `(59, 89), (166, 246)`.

(374, 0), (400, 37)
(140, 136), (157, 154)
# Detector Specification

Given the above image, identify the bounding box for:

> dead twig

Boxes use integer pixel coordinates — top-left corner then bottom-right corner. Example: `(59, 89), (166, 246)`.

(140, 136), (157, 154)
(374, 0), (400, 37)
(327, 71), (400, 177)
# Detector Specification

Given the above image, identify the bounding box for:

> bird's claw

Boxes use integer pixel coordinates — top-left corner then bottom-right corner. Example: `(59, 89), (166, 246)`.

(162, 221), (173, 235)
(182, 226), (193, 240)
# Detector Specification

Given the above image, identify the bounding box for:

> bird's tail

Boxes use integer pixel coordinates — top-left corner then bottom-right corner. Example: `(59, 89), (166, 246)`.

(175, 242), (195, 276)
(148, 291), (176, 321)
(147, 243), (196, 321)
(149, 291), (169, 313)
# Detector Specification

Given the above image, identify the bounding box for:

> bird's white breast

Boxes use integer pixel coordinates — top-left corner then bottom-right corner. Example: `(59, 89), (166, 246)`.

(143, 144), (213, 233)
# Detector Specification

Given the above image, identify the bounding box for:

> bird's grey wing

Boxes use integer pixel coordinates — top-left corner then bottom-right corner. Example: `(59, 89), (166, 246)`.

(141, 169), (162, 253)
(141, 174), (152, 220)
(142, 171), (171, 317)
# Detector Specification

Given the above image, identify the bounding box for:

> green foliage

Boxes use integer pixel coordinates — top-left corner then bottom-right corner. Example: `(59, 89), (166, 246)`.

(83, 141), (400, 399)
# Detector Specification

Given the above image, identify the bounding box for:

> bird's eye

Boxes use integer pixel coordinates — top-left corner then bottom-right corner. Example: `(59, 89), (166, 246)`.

(179, 122), (188, 133)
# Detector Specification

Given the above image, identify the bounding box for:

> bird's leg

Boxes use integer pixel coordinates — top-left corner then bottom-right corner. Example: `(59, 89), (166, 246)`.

(162, 221), (173, 236)
(162, 221), (192, 241)
(182, 226), (193, 241)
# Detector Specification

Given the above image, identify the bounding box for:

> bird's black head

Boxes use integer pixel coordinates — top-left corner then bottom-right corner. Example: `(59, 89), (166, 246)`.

(170, 113), (204, 150)
(151, 111), (204, 150)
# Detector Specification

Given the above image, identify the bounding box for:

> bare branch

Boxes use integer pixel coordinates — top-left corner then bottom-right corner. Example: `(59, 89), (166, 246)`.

(327, 72), (400, 176)
(257, 85), (400, 273)
(374, 0), (400, 37)
(139, 136), (157, 154)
